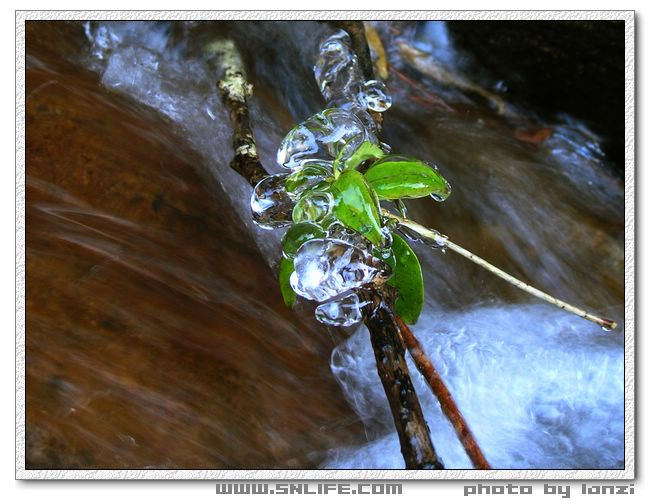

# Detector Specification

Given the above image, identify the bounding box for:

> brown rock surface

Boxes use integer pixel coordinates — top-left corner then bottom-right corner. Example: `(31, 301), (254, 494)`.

(25, 21), (359, 470)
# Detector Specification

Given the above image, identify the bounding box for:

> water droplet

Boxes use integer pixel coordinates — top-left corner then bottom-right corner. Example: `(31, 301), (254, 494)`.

(315, 290), (369, 327)
(601, 319), (617, 331)
(290, 239), (390, 302)
(373, 245), (395, 271)
(430, 179), (452, 202)
(292, 191), (334, 223)
(250, 174), (294, 229)
(360, 80), (392, 112)
(429, 231), (448, 249)
(427, 162), (451, 201)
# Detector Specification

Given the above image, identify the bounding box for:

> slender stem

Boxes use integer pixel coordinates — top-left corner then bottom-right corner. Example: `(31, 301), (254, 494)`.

(395, 315), (491, 469)
(382, 209), (617, 331)
(363, 21), (389, 80)
(208, 39), (268, 186)
(360, 289), (444, 470)
(333, 24), (443, 468)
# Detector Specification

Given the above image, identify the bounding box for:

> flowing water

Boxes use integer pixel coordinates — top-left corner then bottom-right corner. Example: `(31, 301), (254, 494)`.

(25, 20), (625, 469)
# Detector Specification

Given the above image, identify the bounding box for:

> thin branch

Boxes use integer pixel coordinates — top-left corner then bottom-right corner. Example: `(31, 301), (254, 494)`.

(360, 289), (444, 469)
(395, 315), (491, 469)
(335, 24), (446, 468)
(382, 209), (617, 331)
(208, 39), (268, 186)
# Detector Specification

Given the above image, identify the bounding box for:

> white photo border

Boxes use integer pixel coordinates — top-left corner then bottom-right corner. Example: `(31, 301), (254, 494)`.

(15, 9), (635, 481)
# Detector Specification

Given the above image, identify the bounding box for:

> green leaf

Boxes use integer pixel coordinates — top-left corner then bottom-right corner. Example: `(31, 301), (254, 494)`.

(388, 233), (424, 324)
(281, 222), (326, 259)
(364, 155), (451, 201)
(278, 257), (297, 308)
(341, 141), (385, 171)
(330, 170), (384, 246)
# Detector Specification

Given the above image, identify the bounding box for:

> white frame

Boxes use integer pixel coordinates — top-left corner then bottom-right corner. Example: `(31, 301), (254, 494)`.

(15, 10), (635, 480)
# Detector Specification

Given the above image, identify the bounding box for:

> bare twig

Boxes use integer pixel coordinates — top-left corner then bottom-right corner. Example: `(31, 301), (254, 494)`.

(208, 39), (268, 186)
(395, 316), (491, 469)
(382, 209), (617, 331)
(360, 289), (444, 469)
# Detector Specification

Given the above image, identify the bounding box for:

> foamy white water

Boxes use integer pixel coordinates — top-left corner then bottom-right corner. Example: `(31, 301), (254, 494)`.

(325, 304), (624, 469)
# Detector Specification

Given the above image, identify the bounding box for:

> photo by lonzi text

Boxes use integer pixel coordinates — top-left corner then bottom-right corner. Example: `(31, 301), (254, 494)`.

(464, 484), (635, 497)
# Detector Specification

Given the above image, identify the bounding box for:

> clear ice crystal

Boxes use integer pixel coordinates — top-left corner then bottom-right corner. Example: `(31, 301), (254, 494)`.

(292, 191), (334, 224)
(326, 221), (371, 251)
(277, 108), (375, 170)
(314, 290), (368, 327)
(379, 226), (393, 250)
(429, 231), (449, 249)
(250, 174), (294, 229)
(360, 80), (392, 113)
(398, 226), (424, 244)
(289, 239), (390, 302)
(284, 160), (333, 197)
(314, 30), (363, 103)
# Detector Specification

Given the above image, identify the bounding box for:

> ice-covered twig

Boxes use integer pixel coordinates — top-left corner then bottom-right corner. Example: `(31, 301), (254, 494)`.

(333, 21), (375, 81)
(328, 25), (444, 469)
(382, 209), (617, 331)
(210, 36), (442, 470)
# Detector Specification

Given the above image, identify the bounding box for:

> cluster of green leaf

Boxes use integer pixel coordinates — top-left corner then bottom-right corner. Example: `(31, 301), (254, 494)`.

(279, 141), (451, 324)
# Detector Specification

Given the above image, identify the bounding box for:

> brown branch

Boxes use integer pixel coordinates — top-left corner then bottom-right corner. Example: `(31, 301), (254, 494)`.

(338, 23), (491, 470)
(395, 315), (492, 469)
(360, 289), (444, 469)
(208, 39), (268, 186)
(335, 24), (445, 469)
(363, 21), (389, 80)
